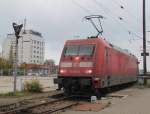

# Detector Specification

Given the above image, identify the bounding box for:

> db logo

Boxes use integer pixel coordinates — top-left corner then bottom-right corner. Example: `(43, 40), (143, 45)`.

(73, 62), (79, 67)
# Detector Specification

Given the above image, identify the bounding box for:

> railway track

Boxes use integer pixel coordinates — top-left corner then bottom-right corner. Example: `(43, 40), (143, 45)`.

(26, 98), (77, 114)
(0, 91), (62, 113)
(0, 94), (77, 114)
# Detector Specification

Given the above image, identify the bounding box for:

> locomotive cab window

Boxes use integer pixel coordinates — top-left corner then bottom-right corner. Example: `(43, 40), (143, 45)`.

(79, 45), (95, 56)
(63, 45), (78, 56)
(64, 45), (95, 56)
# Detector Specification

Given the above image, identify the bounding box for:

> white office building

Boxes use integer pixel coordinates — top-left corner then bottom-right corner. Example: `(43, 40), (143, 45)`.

(2, 30), (45, 65)
(2, 34), (13, 60)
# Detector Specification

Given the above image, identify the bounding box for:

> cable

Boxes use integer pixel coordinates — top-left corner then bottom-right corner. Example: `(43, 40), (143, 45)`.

(112, 0), (141, 31)
(93, 0), (139, 31)
(71, 0), (92, 15)
(128, 31), (150, 43)
(112, 0), (140, 23)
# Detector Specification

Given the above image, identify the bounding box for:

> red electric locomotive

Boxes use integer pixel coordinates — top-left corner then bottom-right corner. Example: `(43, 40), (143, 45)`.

(54, 37), (139, 97)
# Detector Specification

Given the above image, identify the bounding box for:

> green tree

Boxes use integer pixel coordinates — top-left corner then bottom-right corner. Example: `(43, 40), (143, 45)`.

(0, 57), (12, 75)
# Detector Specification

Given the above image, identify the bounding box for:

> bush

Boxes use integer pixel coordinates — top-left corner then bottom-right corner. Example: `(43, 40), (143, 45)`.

(24, 80), (43, 93)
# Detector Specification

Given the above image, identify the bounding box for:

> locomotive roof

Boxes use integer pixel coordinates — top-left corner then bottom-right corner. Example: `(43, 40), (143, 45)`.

(109, 43), (137, 58)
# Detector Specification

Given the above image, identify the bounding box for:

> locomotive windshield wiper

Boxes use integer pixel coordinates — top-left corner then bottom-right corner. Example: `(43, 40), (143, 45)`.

(84, 15), (105, 37)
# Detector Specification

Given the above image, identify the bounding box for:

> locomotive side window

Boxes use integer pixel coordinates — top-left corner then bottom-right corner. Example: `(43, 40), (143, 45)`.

(64, 45), (78, 56)
(79, 45), (95, 56)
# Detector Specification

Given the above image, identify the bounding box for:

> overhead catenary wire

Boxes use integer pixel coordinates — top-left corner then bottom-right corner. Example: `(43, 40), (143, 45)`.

(72, 1), (129, 47)
(71, 0), (114, 39)
(71, 0), (92, 15)
(91, 0), (142, 38)
(111, 0), (141, 31)
(128, 31), (150, 43)
(110, 0), (150, 43)
(71, 0), (126, 33)
(112, 0), (140, 24)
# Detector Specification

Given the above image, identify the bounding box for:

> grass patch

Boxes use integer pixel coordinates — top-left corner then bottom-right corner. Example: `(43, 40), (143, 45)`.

(0, 91), (27, 97)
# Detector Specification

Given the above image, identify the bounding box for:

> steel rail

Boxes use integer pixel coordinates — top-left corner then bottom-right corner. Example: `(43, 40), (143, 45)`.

(0, 96), (74, 114)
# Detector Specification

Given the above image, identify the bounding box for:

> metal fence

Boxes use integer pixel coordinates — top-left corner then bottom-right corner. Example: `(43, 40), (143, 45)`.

(0, 69), (58, 76)
(0, 69), (26, 76)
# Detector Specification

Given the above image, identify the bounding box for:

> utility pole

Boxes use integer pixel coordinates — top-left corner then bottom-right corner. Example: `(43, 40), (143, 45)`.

(142, 0), (148, 84)
(12, 23), (23, 95)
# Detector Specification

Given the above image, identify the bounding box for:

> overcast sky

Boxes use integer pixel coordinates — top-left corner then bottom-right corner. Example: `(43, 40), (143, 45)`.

(0, 0), (150, 70)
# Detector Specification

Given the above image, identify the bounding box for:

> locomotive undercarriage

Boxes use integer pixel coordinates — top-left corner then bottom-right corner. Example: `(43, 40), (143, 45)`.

(54, 77), (101, 97)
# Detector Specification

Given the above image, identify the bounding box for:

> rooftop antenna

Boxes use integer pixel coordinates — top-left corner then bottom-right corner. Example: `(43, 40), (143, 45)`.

(84, 15), (104, 37)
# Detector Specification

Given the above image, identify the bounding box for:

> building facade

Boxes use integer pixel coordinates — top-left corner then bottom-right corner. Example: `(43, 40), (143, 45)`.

(2, 34), (12, 60)
(2, 30), (45, 65)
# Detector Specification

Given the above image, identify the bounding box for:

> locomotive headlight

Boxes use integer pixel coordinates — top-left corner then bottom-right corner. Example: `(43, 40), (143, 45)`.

(86, 69), (92, 74)
(60, 69), (66, 74)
